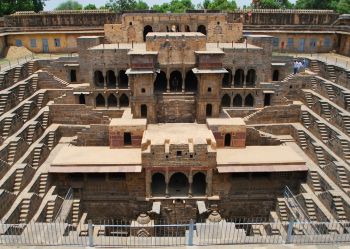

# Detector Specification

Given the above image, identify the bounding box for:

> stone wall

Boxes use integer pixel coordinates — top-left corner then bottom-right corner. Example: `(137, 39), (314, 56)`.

(0, 36), (5, 58)
(76, 125), (110, 146)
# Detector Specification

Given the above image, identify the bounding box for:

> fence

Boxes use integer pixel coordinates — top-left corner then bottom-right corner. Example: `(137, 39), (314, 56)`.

(0, 218), (349, 247)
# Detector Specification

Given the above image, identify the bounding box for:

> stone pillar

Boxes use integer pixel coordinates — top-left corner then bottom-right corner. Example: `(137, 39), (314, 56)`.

(188, 172), (193, 197)
(206, 169), (213, 196)
(103, 71), (107, 88)
(165, 171), (170, 197)
(182, 71), (185, 93)
(243, 72), (247, 88)
(117, 94), (120, 108)
(231, 68), (234, 88)
(116, 69), (119, 89)
(230, 93), (234, 107)
(146, 170), (151, 197)
(105, 94), (108, 108)
(166, 70), (170, 92)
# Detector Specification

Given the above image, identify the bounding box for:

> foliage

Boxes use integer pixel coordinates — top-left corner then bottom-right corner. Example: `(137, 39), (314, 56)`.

(152, 0), (194, 13)
(106, 0), (149, 11)
(55, 0), (83, 10)
(335, 0), (350, 14)
(84, 4), (97, 10)
(258, 0), (293, 9)
(207, 0), (237, 10)
(295, 0), (334, 9)
(0, 0), (45, 16)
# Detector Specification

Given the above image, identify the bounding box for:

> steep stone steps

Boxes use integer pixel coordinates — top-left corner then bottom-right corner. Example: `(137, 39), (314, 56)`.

(13, 66), (22, 83)
(332, 196), (347, 221)
(7, 141), (18, 165)
(340, 139), (350, 161)
(324, 83), (335, 101)
(47, 131), (55, 150)
(18, 198), (30, 223)
(319, 101), (331, 120)
(17, 84), (26, 101)
(309, 171), (322, 192)
(336, 165), (350, 191)
(1, 117), (13, 138)
(36, 93), (45, 109)
(39, 173), (48, 196)
(297, 130), (308, 150)
(21, 102), (32, 122)
(26, 124), (36, 144)
(304, 92), (314, 108)
(301, 110), (311, 128)
(314, 146), (327, 168)
(304, 198), (317, 221)
(310, 60), (320, 74)
(13, 168), (24, 193)
(72, 199), (80, 224)
(0, 95), (8, 115)
(42, 111), (49, 129)
(31, 147), (42, 169)
(316, 121), (329, 143)
(45, 200), (55, 222)
(326, 65), (336, 82)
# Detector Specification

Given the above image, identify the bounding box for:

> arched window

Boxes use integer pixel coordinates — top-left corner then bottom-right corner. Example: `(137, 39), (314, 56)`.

(185, 25), (190, 32)
(106, 70), (116, 88)
(170, 71), (182, 92)
(222, 69), (232, 87)
(79, 94), (85, 104)
(197, 25), (207, 35)
(234, 69), (244, 87)
(246, 69), (256, 87)
(185, 70), (198, 92)
(233, 95), (242, 107)
(169, 173), (189, 196)
(221, 94), (231, 107)
(95, 94), (105, 107)
(206, 104), (212, 117)
(151, 173), (166, 196)
(273, 70), (279, 81)
(94, 71), (104, 88)
(119, 94), (129, 107)
(245, 94), (254, 107)
(107, 94), (117, 107)
(141, 104), (147, 118)
(224, 133), (231, 146)
(154, 71), (167, 93)
(118, 70), (128, 89)
(192, 172), (206, 196)
(143, 25), (153, 42)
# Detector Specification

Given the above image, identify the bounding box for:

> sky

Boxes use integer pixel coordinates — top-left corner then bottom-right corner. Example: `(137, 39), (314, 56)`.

(45, 0), (296, 10)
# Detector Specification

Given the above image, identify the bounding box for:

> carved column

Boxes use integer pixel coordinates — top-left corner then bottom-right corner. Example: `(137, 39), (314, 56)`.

(165, 171), (170, 197)
(188, 172), (193, 197)
(146, 170), (151, 197)
(206, 169), (213, 196)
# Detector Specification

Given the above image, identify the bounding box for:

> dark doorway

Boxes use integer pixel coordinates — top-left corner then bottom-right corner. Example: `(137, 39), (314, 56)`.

(95, 94), (105, 107)
(141, 104), (147, 118)
(170, 71), (182, 92)
(233, 95), (242, 107)
(79, 94), (85, 104)
(234, 69), (244, 87)
(70, 70), (77, 82)
(154, 71), (167, 93)
(118, 70), (128, 89)
(192, 172), (206, 196)
(222, 69), (232, 87)
(108, 94), (118, 107)
(185, 25), (190, 32)
(151, 173), (166, 196)
(143, 25), (153, 42)
(185, 70), (198, 92)
(169, 173), (189, 196)
(224, 133), (231, 146)
(245, 94), (254, 107)
(246, 69), (256, 87)
(94, 71), (104, 88)
(197, 25), (207, 35)
(124, 132), (132, 146)
(221, 94), (231, 107)
(264, 93), (271, 106)
(272, 70), (279, 81)
(119, 94), (129, 107)
(206, 104), (212, 117)
(106, 70), (116, 88)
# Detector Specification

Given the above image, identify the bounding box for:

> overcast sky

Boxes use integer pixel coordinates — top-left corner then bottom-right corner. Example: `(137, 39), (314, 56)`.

(45, 0), (297, 10)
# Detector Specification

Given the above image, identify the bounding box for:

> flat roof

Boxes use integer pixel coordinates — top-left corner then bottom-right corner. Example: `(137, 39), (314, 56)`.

(207, 118), (245, 126)
(217, 145), (307, 172)
(50, 145), (142, 173)
(110, 118), (147, 126)
(88, 43), (146, 50)
(142, 123), (215, 145)
(146, 32), (206, 37)
(206, 43), (262, 50)
(192, 68), (228, 74)
(125, 69), (154, 75)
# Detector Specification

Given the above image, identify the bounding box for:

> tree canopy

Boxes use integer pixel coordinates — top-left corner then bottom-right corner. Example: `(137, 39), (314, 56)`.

(84, 4), (97, 10)
(55, 0), (82, 10)
(0, 0), (45, 16)
(258, 0), (293, 9)
(106, 0), (149, 11)
(152, 0), (193, 12)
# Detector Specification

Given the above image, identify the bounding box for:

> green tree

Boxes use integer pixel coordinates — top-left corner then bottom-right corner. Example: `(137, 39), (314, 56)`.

(151, 0), (193, 13)
(106, 0), (137, 11)
(295, 0), (333, 9)
(84, 4), (97, 10)
(259, 0), (292, 9)
(135, 0), (149, 10)
(55, 0), (83, 10)
(203, 0), (211, 8)
(0, 0), (46, 16)
(336, 0), (350, 14)
(207, 0), (237, 11)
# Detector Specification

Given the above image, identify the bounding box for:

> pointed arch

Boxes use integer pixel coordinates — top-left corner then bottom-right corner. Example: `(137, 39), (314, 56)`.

(221, 94), (231, 107)
(106, 70), (116, 88)
(234, 69), (244, 87)
(246, 69), (256, 87)
(119, 94), (129, 107)
(233, 94), (242, 107)
(185, 70), (198, 92)
(170, 71), (182, 92)
(154, 71), (167, 93)
(222, 69), (232, 87)
(118, 70), (128, 89)
(107, 94), (117, 107)
(95, 94), (105, 107)
(94, 70), (104, 88)
(245, 94), (254, 107)
(143, 25), (153, 42)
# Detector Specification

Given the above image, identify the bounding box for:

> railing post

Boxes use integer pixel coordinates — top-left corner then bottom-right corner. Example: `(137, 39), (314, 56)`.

(286, 220), (294, 244)
(88, 219), (94, 247)
(188, 219), (194, 246)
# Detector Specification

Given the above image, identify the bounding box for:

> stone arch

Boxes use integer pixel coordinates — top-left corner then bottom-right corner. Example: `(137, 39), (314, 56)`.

(94, 70), (104, 88)
(246, 69), (256, 87)
(221, 94), (231, 107)
(169, 70), (182, 92)
(118, 70), (128, 89)
(143, 25), (153, 42)
(95, 94), (105, 107)
(154, 71), (167, 93)
(141, 104), (147, 118)
(107, 94), (117, 107)
(273, 70), (279, 81)
(206, 104), (212, 117)
(106, 70), (116, 88)
(222, 69), (232, 87)
(185, 70), (198, 92)
(151, 173), (166, 196)
(169, 172), (189, 196)
(245, 94), (254, 107)
(119, 94), (129, 107)
(197, 25), (207, 35)
(224, 133), (231, 146)
(192, 172), (206, 196)
(234, 69), (244, 87)
(233, 94), (242, 107)
(185, 25), (190, 32)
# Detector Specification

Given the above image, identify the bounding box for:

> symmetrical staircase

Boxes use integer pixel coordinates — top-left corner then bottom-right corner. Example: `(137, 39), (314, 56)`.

(31, 76), (38, 92)
(310, 77), (318, 91)
(18, 199), (30, 223)
(332, 196), (347, 221)
(344, 92), (350, 109)
(310, 60), (320, 74)
(13, 66), (22, 83)
(31, 147), (42, 169)
(315, 146), (327, 168)
(72, 199), (80, 224)
(297, 130), (308, 149)
(42, 111), (49, 129)
(45, 200), (55, 222)
(27, 61), (35, 74)
(342, 116), (350, 134)
(7, 141), (18, 165)
(39, 173), (48, 196)
(316, 121), (329, 143)
(319, 101), (331, 120)
(2, 117), (13, 138)
(340, 139), (350, 161)
(304, 198), (317, 221)
(36, 93), (45, 109)
(336, 165), (350, 190)
(325, 83), (335, 101)
(0, 95), (8, 114)
(26, 124), (36, 144)
(47, 132), (55, 150)
(309, 171), (322, 192)
(326, 65), (336, 82)
(13, 168), (24, 193)
(301, 111), (311, 128)
(21, 102), (31, 122)
(17, 84), (26, 101)
(304, 92), (314, 108)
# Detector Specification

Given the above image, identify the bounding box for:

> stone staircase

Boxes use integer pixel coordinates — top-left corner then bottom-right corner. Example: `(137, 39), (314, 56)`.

(319, 101), (331, 120)
(39, 173), (48, 196)
(31, 147), (42, 169)
(310, 77), (318, 90)
(340, 139), (350, 161)
(72, 199), (80, 224)
(7, 141), (18, 165)
(13, 168), (24, 193)
(297, 130), (308, 149)
(316, 121), (328, 143)
(0, 73), (6, 89)
(27, 61), (35, 74)
(243, 109), (263, 122)
(314, 146), (327, 168)
(2, 117), (13, 138)
(47, 132), (55, 150)
(304, 198), (317, 221)
(18, 198), (30, 223)
(36, 93), (45, 109)
(301, 111), (311, 128)
(31, 76), (38, 92)
(45, 200), (55, 222)
(21, 102), (31, 122)
(342, 116), (350, 134)
(332, 195), (347, 221)
(304, 92), (314, 108)
(324, 83), (335, 101)
(310, 60), (320, 74)
(277, 199), (289, 222)
(26, 124), (36, 144)
(17, 84), (26, 101)
(326, 65), (336, 82)
(13, 66), (22, 83)
(42, 111), (49, 129)
(309, 171), (322, 192)
(336, 165), (350, 190)
(0, 95), (8, 114)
